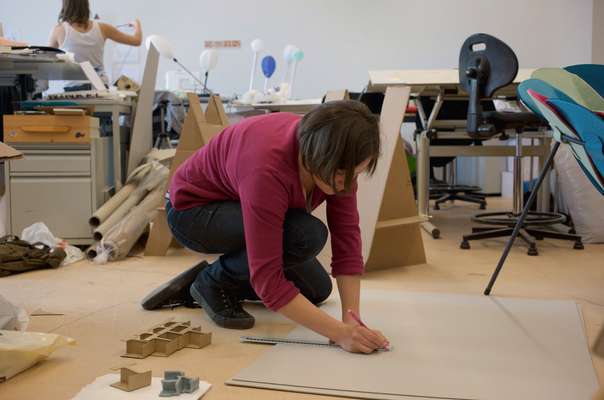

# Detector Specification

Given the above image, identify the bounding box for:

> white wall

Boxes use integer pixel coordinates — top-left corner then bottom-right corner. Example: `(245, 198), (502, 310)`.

(0, 0), (594, 98)
(594, 0), (604, 63)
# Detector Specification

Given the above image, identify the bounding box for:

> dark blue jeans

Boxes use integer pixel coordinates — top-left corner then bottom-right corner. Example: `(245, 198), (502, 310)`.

(166, 200), (333, 305)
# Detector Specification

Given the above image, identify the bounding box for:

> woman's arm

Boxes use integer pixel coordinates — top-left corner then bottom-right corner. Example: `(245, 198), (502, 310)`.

(278, 293), (387, 353)
(48, 24), (64, 48)
(336, 274), (360, 322)
(99, 19), (142, 46)
(0, 37), (27, 47)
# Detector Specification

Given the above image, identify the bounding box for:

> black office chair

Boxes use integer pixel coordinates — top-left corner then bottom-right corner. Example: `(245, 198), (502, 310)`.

(458, 33), (582, 255)
(415, 97), (488, 210)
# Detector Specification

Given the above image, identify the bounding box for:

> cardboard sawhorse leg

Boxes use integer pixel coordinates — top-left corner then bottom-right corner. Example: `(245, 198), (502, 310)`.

(144, 93), (228, 256)
(357, 86), (427, 271)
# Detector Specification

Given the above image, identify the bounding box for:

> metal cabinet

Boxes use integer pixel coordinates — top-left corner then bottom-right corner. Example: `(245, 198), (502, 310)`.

(4, 140), (113, 245)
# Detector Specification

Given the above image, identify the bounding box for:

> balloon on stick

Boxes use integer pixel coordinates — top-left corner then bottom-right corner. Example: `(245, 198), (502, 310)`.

(282, 44), (297, 84)
(288, 48), (304, 99)
(261, 55), (276, 92)
(248, 39), (265, 92)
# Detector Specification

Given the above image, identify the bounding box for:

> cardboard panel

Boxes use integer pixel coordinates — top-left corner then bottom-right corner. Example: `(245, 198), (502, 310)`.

(128, 44), (159, 175)
(228, 290), (599, 400)
(324, 90), (350, 102)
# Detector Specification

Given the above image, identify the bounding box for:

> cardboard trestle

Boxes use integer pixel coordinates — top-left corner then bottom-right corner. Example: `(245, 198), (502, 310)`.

(144, 93), (229, 256)
(356, 85), (426, 270)
(326, 87), (426, 270)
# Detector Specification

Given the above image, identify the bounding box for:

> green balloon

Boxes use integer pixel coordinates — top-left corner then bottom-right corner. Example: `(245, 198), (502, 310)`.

(293, 50), (304, 62)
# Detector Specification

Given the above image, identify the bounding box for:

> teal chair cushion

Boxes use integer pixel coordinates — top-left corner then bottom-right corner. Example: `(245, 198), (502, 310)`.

(565, 64), (604, 97)
(517, 79), (574, 116)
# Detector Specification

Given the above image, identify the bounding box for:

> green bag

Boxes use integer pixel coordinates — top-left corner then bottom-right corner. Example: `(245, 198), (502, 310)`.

(0, 236), (67, 277)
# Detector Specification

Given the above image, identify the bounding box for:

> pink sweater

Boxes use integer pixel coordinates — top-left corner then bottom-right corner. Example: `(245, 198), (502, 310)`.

(169, 112), (363, 310)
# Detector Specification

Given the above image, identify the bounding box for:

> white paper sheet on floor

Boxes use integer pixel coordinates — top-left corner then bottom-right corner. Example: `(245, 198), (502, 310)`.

(72, 373), (211, 400)
(228, 290), (598, 400)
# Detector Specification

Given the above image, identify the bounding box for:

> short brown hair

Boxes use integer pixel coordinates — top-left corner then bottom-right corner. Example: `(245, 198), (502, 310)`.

(58, 0), (90, 25)
(298, 100), (380, 193)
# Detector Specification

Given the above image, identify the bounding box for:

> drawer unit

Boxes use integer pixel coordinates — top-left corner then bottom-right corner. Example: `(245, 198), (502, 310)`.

(10, 177), (93, 238)
(4, 139), (113, 245)
(9, 151), (92, 175)
(3, 114), (99, 144)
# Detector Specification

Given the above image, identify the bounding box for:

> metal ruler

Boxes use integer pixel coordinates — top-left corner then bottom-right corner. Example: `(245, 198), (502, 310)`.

(240, 335), (339, 348)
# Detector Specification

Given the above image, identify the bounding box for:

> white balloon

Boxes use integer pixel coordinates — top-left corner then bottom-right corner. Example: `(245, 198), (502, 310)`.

(283, 45), (297, 62)
(251, 39), (265, 53)
(200, 49), (219, 71)
(145, 34), (174, 59)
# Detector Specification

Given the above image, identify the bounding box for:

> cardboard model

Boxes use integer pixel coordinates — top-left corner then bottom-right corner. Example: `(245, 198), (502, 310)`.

(110, 368), (152, 392)
(122, 321), (211, 359)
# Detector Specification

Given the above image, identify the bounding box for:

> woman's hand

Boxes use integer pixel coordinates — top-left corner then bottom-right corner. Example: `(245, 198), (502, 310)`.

(333, 321), (389, 354)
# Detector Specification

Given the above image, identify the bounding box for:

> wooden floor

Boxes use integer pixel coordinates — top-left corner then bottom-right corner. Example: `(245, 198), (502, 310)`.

(0, 198), (602, 400)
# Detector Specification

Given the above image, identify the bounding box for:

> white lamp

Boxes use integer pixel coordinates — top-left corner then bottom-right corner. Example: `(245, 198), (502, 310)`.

(146, 34), (205, 88)
(199, 49), (219, 94)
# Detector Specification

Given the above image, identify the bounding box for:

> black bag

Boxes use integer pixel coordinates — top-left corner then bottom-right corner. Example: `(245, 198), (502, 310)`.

(0, 236), (67, 277)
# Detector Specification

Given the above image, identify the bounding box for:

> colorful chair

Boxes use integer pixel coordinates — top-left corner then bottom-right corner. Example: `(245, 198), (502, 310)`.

(484, 89), (604, 294)
(565, 64), (604, 97)
(531, 67), (604, 111)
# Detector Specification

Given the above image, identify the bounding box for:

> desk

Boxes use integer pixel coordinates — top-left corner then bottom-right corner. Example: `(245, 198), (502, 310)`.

(0, 52), (86, 86)
(368, 69), (549, 239)
(230, 98), (322, 114)
(368, 69), (534, 93)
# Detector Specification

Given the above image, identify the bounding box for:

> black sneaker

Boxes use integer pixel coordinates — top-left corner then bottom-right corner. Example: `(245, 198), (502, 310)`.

(190, 279), (255, 330)
(140, 261), (208, 310)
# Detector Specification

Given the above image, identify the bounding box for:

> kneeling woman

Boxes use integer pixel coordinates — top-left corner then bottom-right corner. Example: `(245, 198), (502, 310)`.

(167, 101), (389, 353)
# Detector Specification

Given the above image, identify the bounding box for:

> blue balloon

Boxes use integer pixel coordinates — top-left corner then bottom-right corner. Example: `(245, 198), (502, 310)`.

(261, 56), (276, 78)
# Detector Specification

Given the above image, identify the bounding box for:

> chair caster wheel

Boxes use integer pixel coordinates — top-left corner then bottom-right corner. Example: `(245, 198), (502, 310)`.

(460, 240), (470, 249)
(479, 203), (486, 210)
(432, 229), (440, 239)
(434, 204), (440, 211)
(573, 241), (584, 250)
(527, 247), (538, 256)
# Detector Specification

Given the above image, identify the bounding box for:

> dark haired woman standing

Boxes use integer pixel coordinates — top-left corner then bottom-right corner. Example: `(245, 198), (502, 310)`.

(48, 0), (142, 87)
(167, 101), (389, 353)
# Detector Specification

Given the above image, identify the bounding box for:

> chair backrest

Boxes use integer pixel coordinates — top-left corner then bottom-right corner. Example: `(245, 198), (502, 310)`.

(564, 64), (604, 97)
(458, 33), (518, 135)
(528, 91), (604, 195)
(517, 78), (575, 116)
(531, 68), (604, 111)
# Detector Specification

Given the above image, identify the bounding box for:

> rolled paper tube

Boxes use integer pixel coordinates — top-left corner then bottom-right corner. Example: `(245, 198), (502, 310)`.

(93, 187), (148, 241)
(101, 188), (164, 261)
(89, 183), (136, 227)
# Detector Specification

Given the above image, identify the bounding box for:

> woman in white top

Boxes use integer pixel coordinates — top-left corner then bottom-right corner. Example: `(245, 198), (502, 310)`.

(48, 0), (142, 87)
